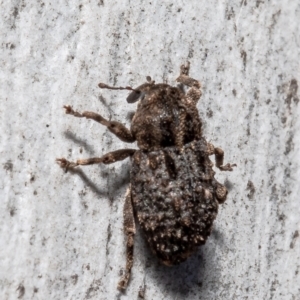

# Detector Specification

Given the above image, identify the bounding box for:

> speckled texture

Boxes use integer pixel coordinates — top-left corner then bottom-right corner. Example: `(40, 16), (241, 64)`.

(0, 1), (300, 299)
(131, 139), (223, 265)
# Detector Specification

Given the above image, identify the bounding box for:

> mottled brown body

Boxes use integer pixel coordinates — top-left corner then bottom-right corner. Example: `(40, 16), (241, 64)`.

(130, 83), (202, 150)
(56, 62), (235, 291)
(131, 138), (225, 265)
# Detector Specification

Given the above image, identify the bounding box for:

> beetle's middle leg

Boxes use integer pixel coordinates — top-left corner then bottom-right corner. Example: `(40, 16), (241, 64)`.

(63, 105), (135, 143)
(204, 143), (236, 203)
(56, 149), (136, 171)
(207, 143), (237, 171)
(118, 185), (136, 291)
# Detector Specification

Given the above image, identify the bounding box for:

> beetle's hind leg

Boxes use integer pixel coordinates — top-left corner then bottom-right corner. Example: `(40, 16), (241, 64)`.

(63, 105), (135, 143)
(56, 149), (136, 171)
(118, 185), (136, 291)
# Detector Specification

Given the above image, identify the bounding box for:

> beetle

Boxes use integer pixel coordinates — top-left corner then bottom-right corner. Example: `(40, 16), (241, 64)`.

(56, 62), (236, 290)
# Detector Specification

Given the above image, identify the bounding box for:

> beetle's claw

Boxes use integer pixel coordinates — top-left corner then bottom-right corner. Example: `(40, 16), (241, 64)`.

(56, 158), (77, 172)
(219, 163), (237, 171)
(63, 105), (73, 114)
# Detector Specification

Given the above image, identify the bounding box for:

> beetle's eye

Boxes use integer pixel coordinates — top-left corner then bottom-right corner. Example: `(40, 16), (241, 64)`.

(127, 90), (143, 103)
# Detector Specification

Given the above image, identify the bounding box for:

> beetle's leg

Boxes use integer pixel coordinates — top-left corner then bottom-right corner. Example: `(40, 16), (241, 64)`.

(201, 143), (231, 204)
(207, 143), (237, 171)
(118, 185), (136, 291)
(175, 62), (202, 147)
(56, 149), (136, 171)
(63, 105), (135, 143)
(215, 181), (228, 204)
(176, 62), (202, 104)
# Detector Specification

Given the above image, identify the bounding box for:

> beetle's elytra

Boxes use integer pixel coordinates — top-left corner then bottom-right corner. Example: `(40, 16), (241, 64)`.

(57, 62), (236, 290)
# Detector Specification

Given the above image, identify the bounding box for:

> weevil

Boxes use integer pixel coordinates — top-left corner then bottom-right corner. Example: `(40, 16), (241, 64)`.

(56, 62), (236, 290)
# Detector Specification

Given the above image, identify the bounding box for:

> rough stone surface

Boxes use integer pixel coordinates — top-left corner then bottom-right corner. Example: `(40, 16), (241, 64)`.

(0, 1), (299, 299)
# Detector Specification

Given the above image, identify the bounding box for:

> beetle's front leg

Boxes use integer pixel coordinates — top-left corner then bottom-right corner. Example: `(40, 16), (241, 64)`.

(56, 149), (136, 172)
(176, 62), (201, 104)
(63, 105), (136, 143)
(118, 186), (136, 291)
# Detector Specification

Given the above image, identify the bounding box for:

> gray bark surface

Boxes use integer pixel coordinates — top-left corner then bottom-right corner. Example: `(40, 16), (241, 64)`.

(0, 1), (299, 299)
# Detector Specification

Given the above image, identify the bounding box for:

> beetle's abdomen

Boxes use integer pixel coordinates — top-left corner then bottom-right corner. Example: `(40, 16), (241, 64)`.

(131, 139), (223, 265)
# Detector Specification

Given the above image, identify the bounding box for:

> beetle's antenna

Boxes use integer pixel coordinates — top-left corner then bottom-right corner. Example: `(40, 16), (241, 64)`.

(98, 82), (140, 92)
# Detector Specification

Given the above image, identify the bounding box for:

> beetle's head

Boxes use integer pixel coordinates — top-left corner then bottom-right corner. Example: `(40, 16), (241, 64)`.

(98, 76), (155, 104)
(126, 76), (155, 103)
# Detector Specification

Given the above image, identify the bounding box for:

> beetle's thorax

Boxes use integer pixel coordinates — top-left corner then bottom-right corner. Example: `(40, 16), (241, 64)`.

(131, 83), (202, 151)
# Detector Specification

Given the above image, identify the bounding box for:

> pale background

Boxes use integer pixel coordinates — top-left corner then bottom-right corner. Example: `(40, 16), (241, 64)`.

(1, 1), (299, 299)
